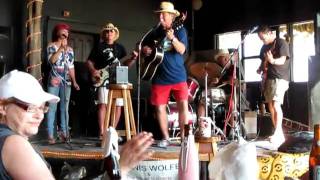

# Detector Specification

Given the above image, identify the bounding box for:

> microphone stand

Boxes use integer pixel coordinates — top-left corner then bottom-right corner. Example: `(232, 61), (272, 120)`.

(137, 23), (160, 133)
(222, 26), (256, 141)
(62, 47), (73, 150)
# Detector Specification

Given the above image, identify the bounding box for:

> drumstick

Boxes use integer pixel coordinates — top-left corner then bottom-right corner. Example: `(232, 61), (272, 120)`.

(216, 83), (227, 88)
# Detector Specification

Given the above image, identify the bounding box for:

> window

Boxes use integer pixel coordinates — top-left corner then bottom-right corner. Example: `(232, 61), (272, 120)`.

(217, 21), (315, 83)
(244, 58), (262, 81)
(291, 21), (315, 82)
(243, 33), (263, 58)
(218, 31), (242, 51)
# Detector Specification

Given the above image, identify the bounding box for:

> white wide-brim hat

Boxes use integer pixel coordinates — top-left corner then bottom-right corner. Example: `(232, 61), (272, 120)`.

(0, 70), (59, 106)
(214, 49), (230, 61)
(100, 23), (119, 41)
(154, 1), (180, 17)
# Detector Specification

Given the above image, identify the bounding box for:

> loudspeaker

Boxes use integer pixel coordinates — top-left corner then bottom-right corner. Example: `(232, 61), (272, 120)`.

(257, 114), (274, 137)
(244, 111), (257, 139)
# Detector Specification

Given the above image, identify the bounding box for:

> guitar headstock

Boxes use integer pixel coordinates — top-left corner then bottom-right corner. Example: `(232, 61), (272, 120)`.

(172, 11), (187, 31)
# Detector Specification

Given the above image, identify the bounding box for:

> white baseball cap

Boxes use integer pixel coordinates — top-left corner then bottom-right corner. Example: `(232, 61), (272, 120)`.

(0, 70), (60, 106)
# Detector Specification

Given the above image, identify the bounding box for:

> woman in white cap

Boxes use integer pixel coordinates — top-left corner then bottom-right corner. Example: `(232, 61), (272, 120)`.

(0, 70), (59, 179)
(86, 22), (128, 139)
(0, 70), (153, 179)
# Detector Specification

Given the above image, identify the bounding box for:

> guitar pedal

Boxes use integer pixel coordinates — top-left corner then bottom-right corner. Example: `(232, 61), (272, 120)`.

(109, 66), (128, 84)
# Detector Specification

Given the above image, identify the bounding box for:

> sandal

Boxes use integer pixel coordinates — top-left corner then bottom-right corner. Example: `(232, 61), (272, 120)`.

(99, 134), (103, 140)
(48, 137), (56, 145)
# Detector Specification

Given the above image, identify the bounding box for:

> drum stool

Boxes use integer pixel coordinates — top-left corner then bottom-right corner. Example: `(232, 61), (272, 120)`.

(101, 83), (137, 147)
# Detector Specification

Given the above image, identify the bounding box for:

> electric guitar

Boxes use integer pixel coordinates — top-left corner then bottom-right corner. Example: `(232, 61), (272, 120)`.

(140, 13), (187, 81)
(261, 39), (276, 91)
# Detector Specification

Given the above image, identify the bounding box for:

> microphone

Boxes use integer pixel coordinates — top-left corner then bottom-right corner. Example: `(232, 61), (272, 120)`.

(61, 34), (67, 39)
(249, 26), (259, 34)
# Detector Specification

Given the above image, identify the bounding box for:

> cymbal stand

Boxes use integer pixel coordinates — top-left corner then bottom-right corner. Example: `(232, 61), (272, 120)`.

(203, 64), (225, 138)
(204, 65), (208, 118)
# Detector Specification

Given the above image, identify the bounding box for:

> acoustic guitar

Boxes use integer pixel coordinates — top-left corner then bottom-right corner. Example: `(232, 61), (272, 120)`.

(140, 13), (186, 81)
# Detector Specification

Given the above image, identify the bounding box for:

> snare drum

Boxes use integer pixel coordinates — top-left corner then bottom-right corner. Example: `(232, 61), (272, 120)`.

(201, 88), (226, 104)
(186, 77), (200, 102)
(167, 102), (197, 129)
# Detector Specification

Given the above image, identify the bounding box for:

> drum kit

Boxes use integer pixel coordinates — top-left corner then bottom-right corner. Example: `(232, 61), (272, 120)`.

(167, 50), (229, 139)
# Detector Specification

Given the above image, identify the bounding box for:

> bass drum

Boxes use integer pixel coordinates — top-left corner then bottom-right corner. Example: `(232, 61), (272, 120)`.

(186, 77), (200, 103)
(167, 102), (197, 137)
(171, 77), (200, 103)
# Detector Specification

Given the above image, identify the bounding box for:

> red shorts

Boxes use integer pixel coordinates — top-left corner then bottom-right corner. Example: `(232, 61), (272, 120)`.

(151, 82), (188, 105)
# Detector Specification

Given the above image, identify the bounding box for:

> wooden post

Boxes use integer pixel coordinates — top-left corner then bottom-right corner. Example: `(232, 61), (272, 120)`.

(26, 0), (43, 81)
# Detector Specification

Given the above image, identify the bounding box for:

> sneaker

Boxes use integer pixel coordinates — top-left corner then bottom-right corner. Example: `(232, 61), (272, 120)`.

(157, 139), (170, 148)
(268, 134), (285, 147)
(118, 136), (124, 143)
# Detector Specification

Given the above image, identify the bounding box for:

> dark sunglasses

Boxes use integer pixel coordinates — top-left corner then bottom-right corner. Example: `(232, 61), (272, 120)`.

(105, 30), (114, 33)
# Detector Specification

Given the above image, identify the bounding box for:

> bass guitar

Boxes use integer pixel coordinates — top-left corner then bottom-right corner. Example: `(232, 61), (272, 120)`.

(140, 13), (186, 81)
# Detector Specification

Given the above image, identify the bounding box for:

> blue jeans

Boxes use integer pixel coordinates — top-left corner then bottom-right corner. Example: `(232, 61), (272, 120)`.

(46, 84), (71, 138)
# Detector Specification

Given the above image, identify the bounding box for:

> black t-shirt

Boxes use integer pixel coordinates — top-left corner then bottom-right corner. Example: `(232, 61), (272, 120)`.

(88, 42), (127, 70)
(259, 38), (290, 81)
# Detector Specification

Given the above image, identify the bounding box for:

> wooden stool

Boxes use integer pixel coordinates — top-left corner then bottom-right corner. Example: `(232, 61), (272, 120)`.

(196, 136), (220, 161)
(101, 83), (136, 147)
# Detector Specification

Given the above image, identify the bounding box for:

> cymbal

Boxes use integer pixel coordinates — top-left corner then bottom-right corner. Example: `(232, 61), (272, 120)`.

(186, 50), (216, 65)
(189, 62), (222, 85)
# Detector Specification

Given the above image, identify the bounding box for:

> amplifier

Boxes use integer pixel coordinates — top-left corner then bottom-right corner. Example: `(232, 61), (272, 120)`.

(109, 66), (128, 84)
(244, 111), (257, 139)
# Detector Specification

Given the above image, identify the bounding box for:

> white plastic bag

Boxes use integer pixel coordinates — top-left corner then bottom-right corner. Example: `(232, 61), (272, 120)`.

(208, 138), (258, 180)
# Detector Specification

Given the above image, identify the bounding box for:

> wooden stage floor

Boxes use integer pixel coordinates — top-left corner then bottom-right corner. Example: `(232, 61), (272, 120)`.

(31, 133), (310, 180)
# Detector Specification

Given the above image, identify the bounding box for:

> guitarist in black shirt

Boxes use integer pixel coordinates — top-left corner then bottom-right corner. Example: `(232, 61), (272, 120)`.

(257, 25), (290, 147)
(87, 23), (127, 139)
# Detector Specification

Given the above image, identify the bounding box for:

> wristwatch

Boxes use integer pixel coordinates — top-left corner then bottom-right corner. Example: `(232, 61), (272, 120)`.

(171, 37), (177, 43)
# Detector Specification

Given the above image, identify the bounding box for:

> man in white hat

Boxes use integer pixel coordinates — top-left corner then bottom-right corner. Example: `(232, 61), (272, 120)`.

(139, 1), (189, 147)
(87, 23), (128, 139)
